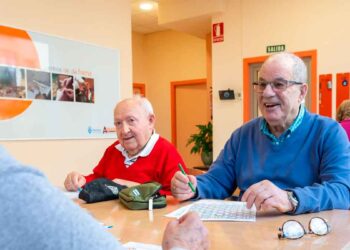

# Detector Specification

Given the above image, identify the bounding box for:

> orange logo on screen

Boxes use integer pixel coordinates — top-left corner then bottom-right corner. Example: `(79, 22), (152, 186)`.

(0, 26), (40, 120)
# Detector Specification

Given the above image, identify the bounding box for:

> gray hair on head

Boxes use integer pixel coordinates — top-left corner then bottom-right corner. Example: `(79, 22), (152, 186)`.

(265, 52), (307, 83)
(131, 94), (154, 115)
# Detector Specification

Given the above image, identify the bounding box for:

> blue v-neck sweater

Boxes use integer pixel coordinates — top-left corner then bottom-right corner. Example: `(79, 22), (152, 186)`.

(197, 110), (350, 214)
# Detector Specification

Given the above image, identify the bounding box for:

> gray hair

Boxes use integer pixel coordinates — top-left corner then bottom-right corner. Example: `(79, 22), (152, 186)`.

(264, 52), (307, 83)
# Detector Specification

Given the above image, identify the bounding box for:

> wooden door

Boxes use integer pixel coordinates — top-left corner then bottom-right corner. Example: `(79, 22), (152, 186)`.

(171, 79), (209, 168)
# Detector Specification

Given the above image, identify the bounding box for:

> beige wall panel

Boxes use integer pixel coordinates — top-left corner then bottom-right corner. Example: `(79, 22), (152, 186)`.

(142, 31), (206, 140)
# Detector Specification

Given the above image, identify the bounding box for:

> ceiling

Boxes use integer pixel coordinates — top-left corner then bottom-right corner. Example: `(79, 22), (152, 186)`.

(131, 0), (211, 37)
(131, 0), (169, 34)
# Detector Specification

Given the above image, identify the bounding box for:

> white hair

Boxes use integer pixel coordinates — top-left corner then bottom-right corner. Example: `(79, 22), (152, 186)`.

(118, 95), (154, 115)
(115, 95), (155, 117)
(264, 52), (307, 83)
(135, 95), (154, 115)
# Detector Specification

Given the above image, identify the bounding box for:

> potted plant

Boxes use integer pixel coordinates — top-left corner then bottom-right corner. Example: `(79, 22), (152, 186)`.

(187, 121), (213, 167)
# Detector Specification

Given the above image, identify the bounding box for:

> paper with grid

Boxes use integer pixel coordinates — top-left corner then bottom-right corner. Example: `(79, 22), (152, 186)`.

(165, 199), (256, 221)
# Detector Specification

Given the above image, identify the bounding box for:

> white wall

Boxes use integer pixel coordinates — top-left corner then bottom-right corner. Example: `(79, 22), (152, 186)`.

(0, 0), (132, 185)
(212, 0), (350, 156)
(212, 0), (243, 157)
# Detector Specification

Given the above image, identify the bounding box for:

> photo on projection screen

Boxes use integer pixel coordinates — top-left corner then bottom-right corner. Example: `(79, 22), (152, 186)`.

(0, 25), (119, 140)
(0, 65), (26, 99)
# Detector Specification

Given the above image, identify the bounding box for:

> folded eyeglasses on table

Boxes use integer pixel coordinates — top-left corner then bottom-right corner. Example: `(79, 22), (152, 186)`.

(278, 217), (331, 240)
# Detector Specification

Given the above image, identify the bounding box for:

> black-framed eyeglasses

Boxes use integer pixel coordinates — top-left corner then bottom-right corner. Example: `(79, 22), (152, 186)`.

(278, 217), (331, 240)
(252, 79), (303, 93)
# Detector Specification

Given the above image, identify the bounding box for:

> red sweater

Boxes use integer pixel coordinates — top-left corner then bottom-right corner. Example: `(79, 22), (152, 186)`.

(84, 137), (187, 195)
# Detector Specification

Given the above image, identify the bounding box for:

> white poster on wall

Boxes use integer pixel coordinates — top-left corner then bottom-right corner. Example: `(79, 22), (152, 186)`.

(0, 25), (119, 140)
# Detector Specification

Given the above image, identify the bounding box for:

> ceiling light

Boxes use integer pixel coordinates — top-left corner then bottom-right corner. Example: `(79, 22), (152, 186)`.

(139, 1), (154, 11)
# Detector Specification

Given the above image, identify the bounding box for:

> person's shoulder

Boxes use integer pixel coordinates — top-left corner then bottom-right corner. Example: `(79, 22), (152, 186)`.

(340, 119), (350, 124)
(152, 136), (180, 154)
(218, 117), (262, 146)
(1, 162), (44, 179)
(242, 117), (262, 128)
(306, 111), (347, 139)
(106, 140), (120, 150)
(340, 119), (350, 129)
(0, 159), (45, 192)
(306, 111), (339, 128)
(0, 146), (44, 178)
(99, 140), (122, 156)
(156, 136), (174, 147)
(234, 117), (262, 135)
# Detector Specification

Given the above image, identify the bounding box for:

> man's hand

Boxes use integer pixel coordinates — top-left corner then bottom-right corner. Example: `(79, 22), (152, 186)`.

(241, 180), (294, 213)
(64, 171), (86, 191)
(171, 171), (197, 201)
(162, 212), (209, 250)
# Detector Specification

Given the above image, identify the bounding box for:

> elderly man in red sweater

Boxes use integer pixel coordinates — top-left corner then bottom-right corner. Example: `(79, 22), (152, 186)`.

(64, 96), (187, 195)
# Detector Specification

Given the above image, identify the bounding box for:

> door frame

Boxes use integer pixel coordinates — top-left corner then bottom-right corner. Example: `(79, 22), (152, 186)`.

(243, 50), (317, 122)
(133, 82), (146, 96)
(170, 78), (207, 146)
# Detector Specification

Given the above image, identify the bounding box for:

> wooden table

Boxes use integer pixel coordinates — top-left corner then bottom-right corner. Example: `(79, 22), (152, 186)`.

(77, 197), (350, 249)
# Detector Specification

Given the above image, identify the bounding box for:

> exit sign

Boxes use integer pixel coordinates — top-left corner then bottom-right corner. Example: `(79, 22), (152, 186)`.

(266, 44), (285, 53)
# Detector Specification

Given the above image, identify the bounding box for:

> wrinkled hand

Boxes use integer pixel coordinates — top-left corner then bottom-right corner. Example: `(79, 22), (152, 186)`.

(171, 171), (197, 201)
(241, 180), (293, 213)
(162, 212), (209, 250)
(64, 171), (86, 191)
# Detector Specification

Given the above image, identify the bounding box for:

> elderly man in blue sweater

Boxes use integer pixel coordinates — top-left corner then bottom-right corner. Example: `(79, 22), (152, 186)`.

(171, 52), (350, 215)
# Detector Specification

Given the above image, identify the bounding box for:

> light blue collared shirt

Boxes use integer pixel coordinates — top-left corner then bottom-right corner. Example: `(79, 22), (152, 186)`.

(260, 105), (305, 145)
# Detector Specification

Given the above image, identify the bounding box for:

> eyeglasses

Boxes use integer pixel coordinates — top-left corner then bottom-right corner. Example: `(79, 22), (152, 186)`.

(278, 217), (331, 240)
(253, 79), (303, 93)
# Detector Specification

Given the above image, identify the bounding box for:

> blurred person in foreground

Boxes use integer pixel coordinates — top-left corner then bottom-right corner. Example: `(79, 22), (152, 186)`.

(0, 146), (208, 250)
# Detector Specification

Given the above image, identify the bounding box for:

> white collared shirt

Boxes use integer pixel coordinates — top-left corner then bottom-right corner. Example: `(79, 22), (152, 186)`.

(115, 132), (160, 167)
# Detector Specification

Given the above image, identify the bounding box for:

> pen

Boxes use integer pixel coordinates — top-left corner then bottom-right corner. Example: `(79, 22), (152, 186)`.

(178, 163), (196, 193)
(100, 222), (113, 229)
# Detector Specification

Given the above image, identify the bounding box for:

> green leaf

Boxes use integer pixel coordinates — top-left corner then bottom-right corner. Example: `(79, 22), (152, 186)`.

(186, 121), (213, 155)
